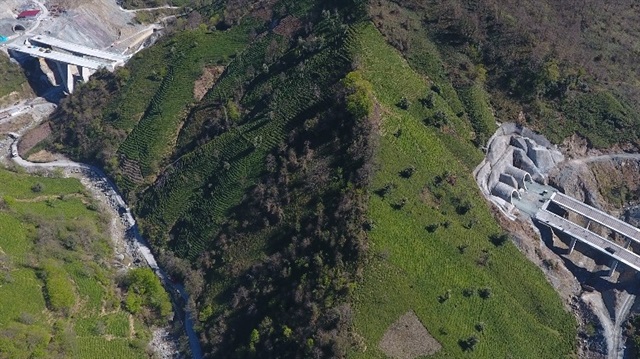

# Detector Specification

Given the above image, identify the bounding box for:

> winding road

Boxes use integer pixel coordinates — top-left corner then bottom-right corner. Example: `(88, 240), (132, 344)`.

(9, 137), (203, 359)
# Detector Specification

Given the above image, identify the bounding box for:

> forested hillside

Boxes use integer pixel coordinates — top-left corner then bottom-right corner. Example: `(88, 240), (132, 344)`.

(42, 0), (640, 357)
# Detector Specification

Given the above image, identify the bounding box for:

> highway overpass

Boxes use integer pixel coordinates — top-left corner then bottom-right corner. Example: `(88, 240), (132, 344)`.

(9, 44), (109, 93)
(9, 36), (127, 94)
(29, 35), (128, 65)
(550, 192), (640, 246)
(535, 192), (640, 276)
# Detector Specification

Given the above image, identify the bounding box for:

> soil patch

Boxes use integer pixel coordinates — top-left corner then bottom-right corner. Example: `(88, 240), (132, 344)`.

(18, 121), (50, 156)
(26, 149), (58, 162)
(273, 15), (302, 37)
(379, 310), (442, 359)
(193, 66), (225, 101)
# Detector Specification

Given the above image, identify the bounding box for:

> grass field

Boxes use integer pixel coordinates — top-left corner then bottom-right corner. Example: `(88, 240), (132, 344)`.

(348, 23), (576, 358)
(0, 168), (155, 358)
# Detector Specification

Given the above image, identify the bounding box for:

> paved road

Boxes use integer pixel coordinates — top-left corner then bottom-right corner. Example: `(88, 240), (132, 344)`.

(118, 5), (180, 13)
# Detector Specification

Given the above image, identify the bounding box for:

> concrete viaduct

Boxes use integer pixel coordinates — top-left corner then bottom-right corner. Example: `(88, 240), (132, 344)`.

(8, 35), (127, 93)
(535, 192), (640, 276)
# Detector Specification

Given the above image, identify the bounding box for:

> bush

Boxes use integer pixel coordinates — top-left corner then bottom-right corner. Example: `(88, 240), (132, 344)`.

(478, 287), (492, 299)
(31, 183), (43, 193)
(489, 233), (510, 246)
(122, 268), (171, 320)
(399, 166), (416, 178)
(342, 71), (374, 119)
(459, 335), (480, 351)
(397, 96), (410, 110)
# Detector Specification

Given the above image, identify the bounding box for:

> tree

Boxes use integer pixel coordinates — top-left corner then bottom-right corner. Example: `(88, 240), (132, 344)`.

(342, 71), (374, 119)
(478, 287), (492, 299)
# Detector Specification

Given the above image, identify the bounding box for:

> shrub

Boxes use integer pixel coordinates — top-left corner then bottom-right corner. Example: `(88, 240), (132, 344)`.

(342, 71), (374, 119)
(375, 182), (396, 198)
(399, 166), (416, 178)
(459, 335), (480, 351)
(489, 233), (510, 246)
(31, 183), (43, 193)
(478, 287), (492, 299)
(397, 96), (410, 110)
(425, 223), (439, 233)
(122, 268), (171, 320)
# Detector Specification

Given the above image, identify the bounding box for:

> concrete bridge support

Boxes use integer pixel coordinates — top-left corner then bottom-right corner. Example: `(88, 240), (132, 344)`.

(609, 259), (619, 277)
(568, 237), (577, 255)
(79, 66), (93, 82)
(55, 62), (75, 94)
(54, 63), (96, 94)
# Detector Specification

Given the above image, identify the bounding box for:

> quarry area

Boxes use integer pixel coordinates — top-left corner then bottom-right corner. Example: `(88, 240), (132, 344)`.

(476, 122), (640, 359)
(0, 0), (160, 53)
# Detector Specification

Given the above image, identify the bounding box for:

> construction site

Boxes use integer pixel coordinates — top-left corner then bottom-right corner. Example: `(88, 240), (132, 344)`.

(0, 0), (168, 95)
(475, 123), (640, 358)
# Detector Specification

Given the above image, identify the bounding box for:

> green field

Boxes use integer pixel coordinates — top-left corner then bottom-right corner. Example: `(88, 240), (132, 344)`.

(0, 169), (157, 358)
(0, 54), (29, 99)
(348, 23), (576, 358)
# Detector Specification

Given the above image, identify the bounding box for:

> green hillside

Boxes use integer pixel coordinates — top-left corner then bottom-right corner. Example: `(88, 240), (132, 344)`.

(0, 169), (168, 358)
(41, 0), (640, 357)
(0, 55), (30, 101)
(347, 22), (575, 358)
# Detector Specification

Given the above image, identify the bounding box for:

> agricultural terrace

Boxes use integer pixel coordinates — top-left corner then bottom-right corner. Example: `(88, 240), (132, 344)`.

(0, 168), (168, 358)
(348, 23), (576, 358)
(113, 25), (251, 189)
(138, 13), (354, 259)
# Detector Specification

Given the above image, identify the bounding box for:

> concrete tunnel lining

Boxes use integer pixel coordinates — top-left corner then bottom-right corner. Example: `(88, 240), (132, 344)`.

(491, 182), (521, 204)
(504, 165), (533, 190)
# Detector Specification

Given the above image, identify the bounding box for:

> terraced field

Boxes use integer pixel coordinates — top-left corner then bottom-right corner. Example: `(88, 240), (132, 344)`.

(138, 19), (355, 258)
(0, 169), (152, 358)
(348, 23), (577, 358)
(114, 26), (251, 190)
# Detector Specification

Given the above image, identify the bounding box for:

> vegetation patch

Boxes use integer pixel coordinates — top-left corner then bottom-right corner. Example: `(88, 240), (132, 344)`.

(348, 23), (576, 358)
(0, 168), (160, 357)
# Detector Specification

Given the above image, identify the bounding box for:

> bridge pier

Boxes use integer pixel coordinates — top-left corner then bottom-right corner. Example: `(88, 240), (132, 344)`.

(78, 66), (92, 82)
(568, 237), (577, 255)
(55, 62), (75, 94)
(608, 259), (619, 277)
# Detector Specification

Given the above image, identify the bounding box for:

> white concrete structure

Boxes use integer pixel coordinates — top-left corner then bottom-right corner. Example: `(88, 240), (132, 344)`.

(9, 36), (127, 93)
(535, 192), (640, 276)
(9, 44), (109, 93)
(536, 209), (640, 275)
(29, 35), (129, 65)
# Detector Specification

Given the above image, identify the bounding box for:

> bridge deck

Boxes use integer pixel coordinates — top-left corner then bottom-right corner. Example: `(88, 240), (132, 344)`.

(551, 192), (640, 244)
(30, 35), (127, 63)
(536, 209), (640, 271)
(9, 45), (106, 70)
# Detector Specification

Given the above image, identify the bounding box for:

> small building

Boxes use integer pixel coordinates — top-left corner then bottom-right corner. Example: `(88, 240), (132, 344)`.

(17, 9), (41, 19)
